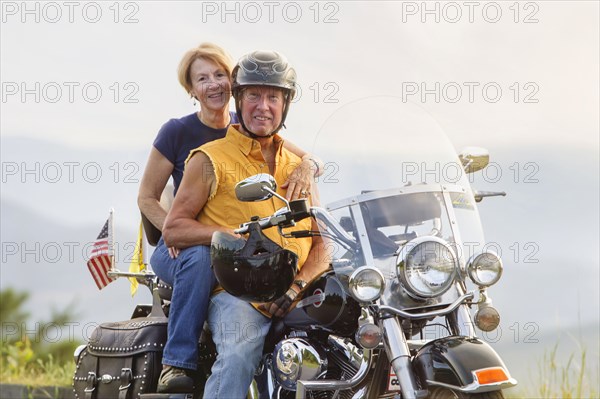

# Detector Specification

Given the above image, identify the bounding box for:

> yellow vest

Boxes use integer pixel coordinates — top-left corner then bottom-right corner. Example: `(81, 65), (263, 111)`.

(187, 124), (313, 269)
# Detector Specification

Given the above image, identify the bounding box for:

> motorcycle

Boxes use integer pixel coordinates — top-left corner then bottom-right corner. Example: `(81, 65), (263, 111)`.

(227, 97), (516, 399)
(73, 96), (516, 399)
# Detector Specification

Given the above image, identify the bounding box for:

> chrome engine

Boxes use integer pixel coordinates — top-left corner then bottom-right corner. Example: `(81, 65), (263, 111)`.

(272, 334), (364, 399)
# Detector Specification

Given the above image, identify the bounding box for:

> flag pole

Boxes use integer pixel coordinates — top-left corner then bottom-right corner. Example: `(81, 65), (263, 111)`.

(141, 221), (149, 268)
(109, 207), (115, 272)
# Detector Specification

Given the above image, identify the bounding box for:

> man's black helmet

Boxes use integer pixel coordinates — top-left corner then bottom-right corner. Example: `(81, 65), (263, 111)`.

(231, 50), (297, 137)
(211, 222), (298, 303)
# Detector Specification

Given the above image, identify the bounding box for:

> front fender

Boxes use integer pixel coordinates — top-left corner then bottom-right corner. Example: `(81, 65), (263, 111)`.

(413, 336), (517, 393)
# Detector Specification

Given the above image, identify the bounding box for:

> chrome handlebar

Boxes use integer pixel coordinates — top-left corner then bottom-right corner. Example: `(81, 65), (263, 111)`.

(233, 206), (357, 251)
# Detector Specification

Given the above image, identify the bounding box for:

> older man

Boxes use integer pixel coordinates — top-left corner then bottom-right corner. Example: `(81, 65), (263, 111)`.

(162, 50), (328, 398)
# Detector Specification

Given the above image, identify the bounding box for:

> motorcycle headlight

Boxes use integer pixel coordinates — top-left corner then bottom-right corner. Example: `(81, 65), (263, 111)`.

(348, 266), (385, 303)
(396, 237), (457, 299)
(467, 252), (503, 287)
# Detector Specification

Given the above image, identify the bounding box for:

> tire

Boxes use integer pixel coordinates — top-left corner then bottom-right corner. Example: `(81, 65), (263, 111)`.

(427, 388), (505, 399)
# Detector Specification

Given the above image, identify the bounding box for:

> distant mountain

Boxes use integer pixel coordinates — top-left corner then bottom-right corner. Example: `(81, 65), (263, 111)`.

(1, 197), (153, 331)
(1, 136), (151, 230)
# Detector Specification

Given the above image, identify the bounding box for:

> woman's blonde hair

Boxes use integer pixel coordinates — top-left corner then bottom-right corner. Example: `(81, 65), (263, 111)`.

(177, 42), (233, 95)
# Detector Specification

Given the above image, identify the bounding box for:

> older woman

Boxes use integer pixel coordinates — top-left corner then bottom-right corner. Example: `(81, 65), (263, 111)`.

(138, 43), (323, 393)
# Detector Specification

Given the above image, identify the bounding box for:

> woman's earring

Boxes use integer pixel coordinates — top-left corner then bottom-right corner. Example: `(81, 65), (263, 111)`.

(191, 94), (196, 106)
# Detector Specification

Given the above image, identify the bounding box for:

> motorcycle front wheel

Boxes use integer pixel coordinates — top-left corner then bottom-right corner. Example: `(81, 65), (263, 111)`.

(427, 388), (505, 399)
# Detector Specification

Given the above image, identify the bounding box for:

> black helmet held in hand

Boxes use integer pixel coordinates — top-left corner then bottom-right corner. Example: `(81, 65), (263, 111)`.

(232, 50), (297, 137)
(211, 222), (298, 303)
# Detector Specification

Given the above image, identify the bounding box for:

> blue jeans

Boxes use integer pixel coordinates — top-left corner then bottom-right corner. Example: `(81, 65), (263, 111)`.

(204, 292), (271, 399)
(151, 238), (216, 370)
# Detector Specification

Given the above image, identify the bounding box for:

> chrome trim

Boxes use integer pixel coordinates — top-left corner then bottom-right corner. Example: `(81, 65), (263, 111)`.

(456, 303), (477, 338)
(441, 190), (465, 276)
(262, 186), (290, 208)
(295, 293), (326, 308)
(349, 202), (375, 263)
(350, 385), (369, 399)
(248, 378), (260, 399)
(396, 236), (458, 299)
(107, 269), (156, 280)
(355, 323), (382, 349)
(426, 377), (518, 393)
(310, 206), (357, 250)
(294, 348), (372, 399)
(381, 317), (420, 399)
(466, 251), (503, 287)
(349, 266), (386, 303)
(273, 338), (328, 390)
(406, 339), (428, 351)
(329, 336), (364, 370)
(73, 344), (87, 363)
(474, 190), (507, 202)
(379, 292), (474, 320)
(326, 184), (467, 212)
(235, 173), (278, 202)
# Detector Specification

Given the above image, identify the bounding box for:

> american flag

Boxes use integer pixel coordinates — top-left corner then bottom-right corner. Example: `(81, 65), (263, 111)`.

(87, 217), (115, 290)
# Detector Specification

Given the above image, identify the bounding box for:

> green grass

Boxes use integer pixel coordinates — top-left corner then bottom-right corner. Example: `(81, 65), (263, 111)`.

(0, 287), (80, 387)
(0, 339), (75, 387)
(507, 340), (599, 399)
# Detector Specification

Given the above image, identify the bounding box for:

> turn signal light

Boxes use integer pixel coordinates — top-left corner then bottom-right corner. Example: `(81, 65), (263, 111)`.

(474, 367), (509, 385)
(475, 305), (500, 332)
(355, 323), (382, 349)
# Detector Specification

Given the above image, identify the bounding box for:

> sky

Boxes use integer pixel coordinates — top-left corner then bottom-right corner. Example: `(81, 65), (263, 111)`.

(1, 0), (599, 390)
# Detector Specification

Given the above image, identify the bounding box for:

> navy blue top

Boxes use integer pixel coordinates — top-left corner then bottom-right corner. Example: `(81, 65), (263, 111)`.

(153, 112), (238, 194)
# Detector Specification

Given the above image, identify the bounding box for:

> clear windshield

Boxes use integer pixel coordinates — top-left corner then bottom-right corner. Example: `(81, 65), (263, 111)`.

(311, 97), (485, 303)
(312, 96), (473, 200)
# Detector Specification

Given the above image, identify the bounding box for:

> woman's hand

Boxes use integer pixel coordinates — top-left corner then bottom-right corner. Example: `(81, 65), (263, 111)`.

(168, 246), (180, 259)
(281, 158), (316, 201)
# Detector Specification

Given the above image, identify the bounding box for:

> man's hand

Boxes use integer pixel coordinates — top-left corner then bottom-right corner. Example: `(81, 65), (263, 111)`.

(261, 286), (300, 317)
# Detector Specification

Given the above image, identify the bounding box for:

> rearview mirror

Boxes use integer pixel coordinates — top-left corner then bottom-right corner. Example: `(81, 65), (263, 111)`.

(459, 147), (490, 173)
(234, 173), (278, 202)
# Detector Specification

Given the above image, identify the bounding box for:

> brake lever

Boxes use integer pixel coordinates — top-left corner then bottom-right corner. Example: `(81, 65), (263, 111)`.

(235, 216), (270, 234)
(288, 230), (315, 238)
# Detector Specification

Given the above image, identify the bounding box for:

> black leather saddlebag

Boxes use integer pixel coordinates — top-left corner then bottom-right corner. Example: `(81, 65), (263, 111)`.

(73, 316), (167, 399)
